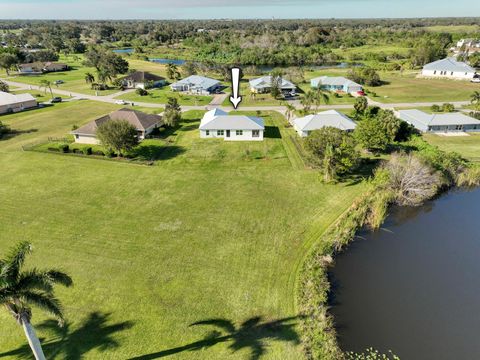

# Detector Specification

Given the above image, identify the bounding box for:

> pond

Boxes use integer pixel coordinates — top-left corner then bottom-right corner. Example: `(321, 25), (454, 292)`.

(149, 58), (186, 65)
(330, 188), (480, 360)
(112, 48), (134, 54)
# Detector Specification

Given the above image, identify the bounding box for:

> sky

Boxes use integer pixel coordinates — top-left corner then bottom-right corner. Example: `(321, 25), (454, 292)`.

(0, 0), (479, 20)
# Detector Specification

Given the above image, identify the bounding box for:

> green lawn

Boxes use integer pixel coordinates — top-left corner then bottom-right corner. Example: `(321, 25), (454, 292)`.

(115, 87), (213, 106)
(424, 133), (480, 161)
(0, 101), (365, 359)
(366, 71), (480, 103)
(0, 56), (174, 97)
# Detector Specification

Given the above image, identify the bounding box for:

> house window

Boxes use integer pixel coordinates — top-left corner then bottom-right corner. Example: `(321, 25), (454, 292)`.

(217, 130), (224, 136)
(236, 130), (243, 136)
(433, 70), (437, 74)
(252, 130), (260, 138)
(451, 72), (454, 76)
(75, 134), (79, 139)
(206, 130), (210, 136)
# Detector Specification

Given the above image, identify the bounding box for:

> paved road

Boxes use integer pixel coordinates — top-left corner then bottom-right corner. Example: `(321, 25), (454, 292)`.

(4, 79), (472, 114)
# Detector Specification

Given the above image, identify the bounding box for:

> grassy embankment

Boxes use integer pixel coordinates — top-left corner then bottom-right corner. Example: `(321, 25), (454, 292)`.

(0, 101), (366, 359)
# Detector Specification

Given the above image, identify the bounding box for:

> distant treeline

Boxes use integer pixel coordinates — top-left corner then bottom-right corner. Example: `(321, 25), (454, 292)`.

(1, 18), (479, 68)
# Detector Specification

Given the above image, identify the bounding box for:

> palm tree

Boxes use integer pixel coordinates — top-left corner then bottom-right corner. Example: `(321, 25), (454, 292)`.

(166, 63), (181, 81)
(0, 242), (73, 360)
(39, 80), (53, 99)
(471, 91), (480, 112)
(300, 90), (317, 115)
(284, 103), (296, 123)
(84, 72), (95, 85)
(313, 88), (330, 111)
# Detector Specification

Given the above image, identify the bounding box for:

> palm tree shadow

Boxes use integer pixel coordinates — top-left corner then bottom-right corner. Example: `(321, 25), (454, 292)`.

(0, 312), (134, 360)
(128, 315), (301, 360)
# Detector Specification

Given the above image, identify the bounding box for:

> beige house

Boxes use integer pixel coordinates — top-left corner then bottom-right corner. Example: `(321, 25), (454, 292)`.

(120, 71), (166, 89)
(0, 91), (38, 115)
(71, 108), (162, 145)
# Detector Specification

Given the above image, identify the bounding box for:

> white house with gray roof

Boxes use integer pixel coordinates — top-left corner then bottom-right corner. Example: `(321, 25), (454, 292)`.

(421, 58), (476, 80)
(170, 75), (221, 95)
(199, 108), (264, 141)
(293, 110), (357, 137)
(310, 76), (363, 93)
(249, 76), (296, 94)
(0, 91), (37, 115)
(397, 109), (480, 133)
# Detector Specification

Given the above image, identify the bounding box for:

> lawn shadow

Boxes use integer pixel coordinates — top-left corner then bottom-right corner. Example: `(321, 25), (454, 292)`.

(0, 311), (134, 360)
(264, 126), (282, 139)
(128, 315), (301, 360)
(156, 145), (186, 161)
(0, 128), (38, 141)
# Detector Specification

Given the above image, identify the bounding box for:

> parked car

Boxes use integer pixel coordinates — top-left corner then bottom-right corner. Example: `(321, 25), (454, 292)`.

(357, 90), (366, 96)
(53, 80), (64, 85)
(51, 97), (62, 103)
(471, 78), (480, 83)
(115, 100), (128, 105)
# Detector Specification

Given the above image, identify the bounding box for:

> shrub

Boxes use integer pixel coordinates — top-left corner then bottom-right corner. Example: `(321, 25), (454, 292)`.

(430, 104), (441, 112)
(136, 88), (148, 96)
(442, 103), (455, 113)
(82, 147), (92, 155)
(0, 121), (11, 139)
(92, 150), (105, 156)
(105, 149), (116, 158)
(72, 148), (82, 154)
(47, 147), (59, 152)
(59, 144), (69, 153)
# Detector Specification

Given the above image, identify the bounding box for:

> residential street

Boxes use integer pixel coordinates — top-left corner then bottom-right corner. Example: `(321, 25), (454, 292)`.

(4, 79), (472, 114)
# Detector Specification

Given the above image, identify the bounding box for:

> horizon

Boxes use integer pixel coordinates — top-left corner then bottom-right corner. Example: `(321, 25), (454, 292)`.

(0, 0), (479, 20)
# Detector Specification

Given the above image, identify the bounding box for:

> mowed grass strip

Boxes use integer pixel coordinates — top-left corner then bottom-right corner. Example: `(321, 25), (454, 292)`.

(0, 101), (365, 359)
(424, 133), (480, 162)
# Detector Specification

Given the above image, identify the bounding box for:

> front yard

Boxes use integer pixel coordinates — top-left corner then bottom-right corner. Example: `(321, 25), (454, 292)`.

(114, 87), (213, 106)
(0, 100), (365, 359)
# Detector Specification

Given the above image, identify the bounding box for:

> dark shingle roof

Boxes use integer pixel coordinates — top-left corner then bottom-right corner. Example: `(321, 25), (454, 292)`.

(72, 108), (162, 136)
(122, 71), (165, 83)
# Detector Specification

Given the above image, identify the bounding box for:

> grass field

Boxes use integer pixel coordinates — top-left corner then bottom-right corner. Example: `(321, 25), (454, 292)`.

(367, 71), (480, 103)
(424, 133), (480, 161)
(115, 87), (213, 106)
(0, 101), (365, 359)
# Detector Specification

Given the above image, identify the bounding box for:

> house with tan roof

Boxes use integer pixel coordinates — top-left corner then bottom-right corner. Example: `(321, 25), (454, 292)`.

(120, 71), (166, 89)
(0, 91), (38, 115)
(71, 108), (163, 144)
(17, 62), (69, 75)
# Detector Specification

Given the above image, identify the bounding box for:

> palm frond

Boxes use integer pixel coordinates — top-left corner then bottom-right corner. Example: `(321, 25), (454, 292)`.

(4, 242), (32, 282)
(20, 291), (65, 325)
(17, 269), (54, 293)
(44, 270), (73, 288)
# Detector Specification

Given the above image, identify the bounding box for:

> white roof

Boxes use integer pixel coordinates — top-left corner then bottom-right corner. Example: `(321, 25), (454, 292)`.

(293, 110), (357, 131)
(311, 76), (362, 88)
(249, 76), (296, 90)
(398, 109), (480, 127)
(171, 75), (220, 90)
(423, 58), (476, 73)
(199, 110), (264, 130)
(0, 91), (36, 106)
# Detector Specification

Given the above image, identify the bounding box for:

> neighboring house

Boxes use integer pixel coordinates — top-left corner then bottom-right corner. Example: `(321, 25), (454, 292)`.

(310, 76), (363, 93)
(249, 76), (296, 94)
(120, 71), (166, 89)
(0, 91), (38, 115)
(397, 109), (480, 133)
(71, 108), (162, 144)
(17, 62), (69, 74)
(293, 110), (357, 137)
(421, 58), (476, 80)
(199, 108), (264, 141)
(170, 75), (221, 95)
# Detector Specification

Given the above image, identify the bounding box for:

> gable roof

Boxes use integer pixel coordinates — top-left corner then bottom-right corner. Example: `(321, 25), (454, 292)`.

(72, 108), (162, 136)
(171, 75), (220, 90)
(249, 76), (296, 90)
(0, 91), (36, 106)
(122, 71), (165, 83)
(311, 76), (362, 88)
(423, 58), (476, 73)
(398, 109), (480, 127)
(293, 110), (357, 131)
(199, 110), (264, 130)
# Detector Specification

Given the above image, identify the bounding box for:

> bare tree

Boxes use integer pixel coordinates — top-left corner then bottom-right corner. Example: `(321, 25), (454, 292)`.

(383, 153), (442, 206)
